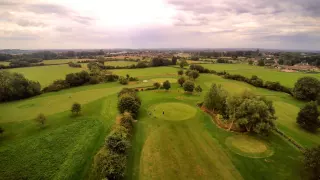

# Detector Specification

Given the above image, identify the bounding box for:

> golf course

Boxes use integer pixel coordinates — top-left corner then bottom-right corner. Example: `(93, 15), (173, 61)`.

(0, 63), (319, 180)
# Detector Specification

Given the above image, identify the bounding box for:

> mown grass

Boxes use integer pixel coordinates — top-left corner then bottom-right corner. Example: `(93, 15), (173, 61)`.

(202, 64), (320, 88)
(7, 65), (86, 87)
(104, 61), (137, 67)
(127, 90), (302, 180)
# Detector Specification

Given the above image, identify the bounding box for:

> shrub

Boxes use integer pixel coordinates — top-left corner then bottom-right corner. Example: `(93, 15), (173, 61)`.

(68, 62), (81, 68)
(179, 59), (188, 68)
(249, 75), (264, 87)
(65, 71), (90, 87)
(128, 77), (138, 81)
(195, 85), (203, 93)
(35, 113), (46, 127)
(177, 77), (185, 87)
(105, 127), (130, 154)
(178, 69), (183, 76)
(71, 102), (81, 115)
(89, 76), (100, 84)
(293, 77), (320, 101)
(136, 61), (148, 68)
(188, 70), (200, 80)
(119, 76), (128, 85)
(297, 101), (320, 132)
(43, 79), (70, 92)
(119, 112), (134, 132)
(118, 94), (141, 118)
(303, 145), (320, 180)
(190, 64), (205, 73)
(153, 82), (161, 89)
(163, 80), (171, 90)
(0, 127), (4, 135)
(257, 59), (265, 66)
(183, 80), (195, 92)
(93, 148), (127, 180)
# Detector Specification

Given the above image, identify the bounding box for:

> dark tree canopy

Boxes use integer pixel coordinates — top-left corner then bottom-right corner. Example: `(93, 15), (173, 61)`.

(188, 70), (200, 80)
(303, 145), (320, 180)
(178, 69), (184, 76)
(183, 80), (195, 92)
(178, 77), (186, 87)
(204, 83), (228, 116)
(71, 102), (81, 115)
(117, 93), (141, 118)
(293, 77), (320, 101)
(163, 80), (171, 90)
(297, 101), (320, 132)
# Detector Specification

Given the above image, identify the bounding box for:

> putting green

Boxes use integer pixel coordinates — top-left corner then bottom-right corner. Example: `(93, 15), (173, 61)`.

(226, 135), (274, 158)
(151, 78), (176, 83)
(149, 102), (197, 121)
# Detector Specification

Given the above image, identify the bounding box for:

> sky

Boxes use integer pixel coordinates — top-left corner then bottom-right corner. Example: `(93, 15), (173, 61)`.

(0, 0), (320, 50)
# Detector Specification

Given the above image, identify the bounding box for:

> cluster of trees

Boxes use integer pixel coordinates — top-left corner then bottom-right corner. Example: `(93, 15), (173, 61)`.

(293, 77), (320, 102)
(204, 84), (277, 135)
(151, 57), (174, 67)
(118, 74), (138, 85)
(177, 69), (202, 93)
(195, 50), (260, 59)
(303, 145), (320, 180)
(68, 62), (81, 68)
(0, 71), (41, 102)
(296, 101), (320, 132)
(93, 88), (139, 179)
(217, 58), (233, 64)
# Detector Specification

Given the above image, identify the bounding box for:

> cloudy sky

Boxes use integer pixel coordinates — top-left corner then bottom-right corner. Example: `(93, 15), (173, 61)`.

(0, 0), (320, 50)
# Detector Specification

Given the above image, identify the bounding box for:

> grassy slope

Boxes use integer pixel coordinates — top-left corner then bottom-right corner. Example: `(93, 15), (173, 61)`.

(7, 65), (86, 87)
(127, 89), (302, 180)
(202, 64), (320, 88)
(0, 61), (10, 66)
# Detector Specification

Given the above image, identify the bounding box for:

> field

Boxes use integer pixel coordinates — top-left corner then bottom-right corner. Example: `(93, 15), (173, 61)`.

(104, 61), (137, 67)
(0, 61), (10, 66)
(1, 64), (319, 179)
(7, 65), (86, 87)
(202, 64), (320, 87)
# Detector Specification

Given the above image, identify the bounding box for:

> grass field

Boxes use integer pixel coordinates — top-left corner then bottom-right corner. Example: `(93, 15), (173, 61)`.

(202, 64), (320, 87)
(0, 61), (10, 66)
(104, 61), (137, 67)
(42, 59), (84, 64)
(0, 65), (318, 179)
(7, 64), (86, 87)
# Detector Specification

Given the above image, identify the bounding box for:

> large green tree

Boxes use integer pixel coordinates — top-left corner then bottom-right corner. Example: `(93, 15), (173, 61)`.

(118, 94), (141, 118)
(293, 77), (320, 101)
(163, 80), (171, 91)
(204, 83), (228, 117)
(177, 77), (185, 87)
(297, 101), (320, 132)
(183, 80), (195, 92)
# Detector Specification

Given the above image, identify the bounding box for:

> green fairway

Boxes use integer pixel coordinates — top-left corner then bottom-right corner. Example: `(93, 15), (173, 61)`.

(7, 64), (86, 86)
(150, 78), (177, 83)
(148, 102), (197, 121)
(202, 64), (320, 88)
(104, 61), (137, 67)
(111, 67), (177, 78)
(127, 90), (302, 180)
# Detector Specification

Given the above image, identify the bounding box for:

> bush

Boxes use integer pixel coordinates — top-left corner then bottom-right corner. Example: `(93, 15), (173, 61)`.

(178, 69), (183, 76)
(293, 77), (320, 101)
(249, 75), (264, 87)
(136, 61), (148, 68)
(177, 77), (186, 87)
(128, 77), (138, 81)
(89, 76), (100, 84)
(93, 148), (127, 180)
(68, 62), (81, 68)
(105, 127), (130, 154)
(0, 127), (4, 135)
(0, 71), (41, 102)
(297, 101), (320, 132)
(163, 80), (171, 90)
(183, 80), (195, 92)
(303, 145), (320, 180)
(153, 82), (161, 89)
(195, 85), (203, 93)
(71, 102), (81, 115)
(188, 70), (200, 80)
(190, 64), (206, 73)
(119, 76), (128, 85)
(35, 113), (46, 127)
(257, 59), (265, 66)
(118, 94), (141, 118)
(65, 71), (90, 87)
(43, 79), (70, 92)
(119, 112), (134, 132)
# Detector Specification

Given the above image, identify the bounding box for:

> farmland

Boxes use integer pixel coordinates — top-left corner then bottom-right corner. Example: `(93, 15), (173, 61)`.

(0, 64), (319, 179)
(202, 64), (320, 88)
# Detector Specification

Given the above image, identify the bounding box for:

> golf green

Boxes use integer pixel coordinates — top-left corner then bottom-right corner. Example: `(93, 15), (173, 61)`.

(149, 102), (197, 121)
(225, 135), (274, 158)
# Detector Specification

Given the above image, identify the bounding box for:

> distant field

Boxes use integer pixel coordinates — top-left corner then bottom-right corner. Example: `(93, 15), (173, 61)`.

(0, 61), (10, 66)
(202, 64), (320, 87)
(111, 66), (177, 77)
(104, 61), (137, 67)
(7, 64), (85, 87)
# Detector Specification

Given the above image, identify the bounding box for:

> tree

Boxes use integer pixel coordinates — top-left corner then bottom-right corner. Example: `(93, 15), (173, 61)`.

(227, 91), (276, 135)
(204, 83), (228, 117)
(119, 112), (134, 132)
(126, 74), (130, 79)
(105, 127), (130, 154)
(118, 94), (141, 118)
(172, 56), (178, 65)
(177, 77), (185, 87)
(195, 85), (203, 94)
(0, 127), (4, 135)
(71, 102), (81, 115)
(297, 101), (320, 132)
(119, 76), (128, 85)
(293, 77), (320, 101)
(303, 145), (320, 180)
(35, 113), (46, 127)
(163, 80), (171, 91)
(248, 60), (253, 65)
(153, 82), (161, 89)
(183, 80), (195, 93)
(178, 69), (183, 76)
(179, 59), (188, 68)
(257, 59), (265, 66)
(188, 70), (200, 80)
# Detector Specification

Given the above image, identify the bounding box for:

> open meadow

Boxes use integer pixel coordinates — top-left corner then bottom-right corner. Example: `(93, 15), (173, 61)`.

(0, 64), (319, 179)
(202, 64), (320, 88)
